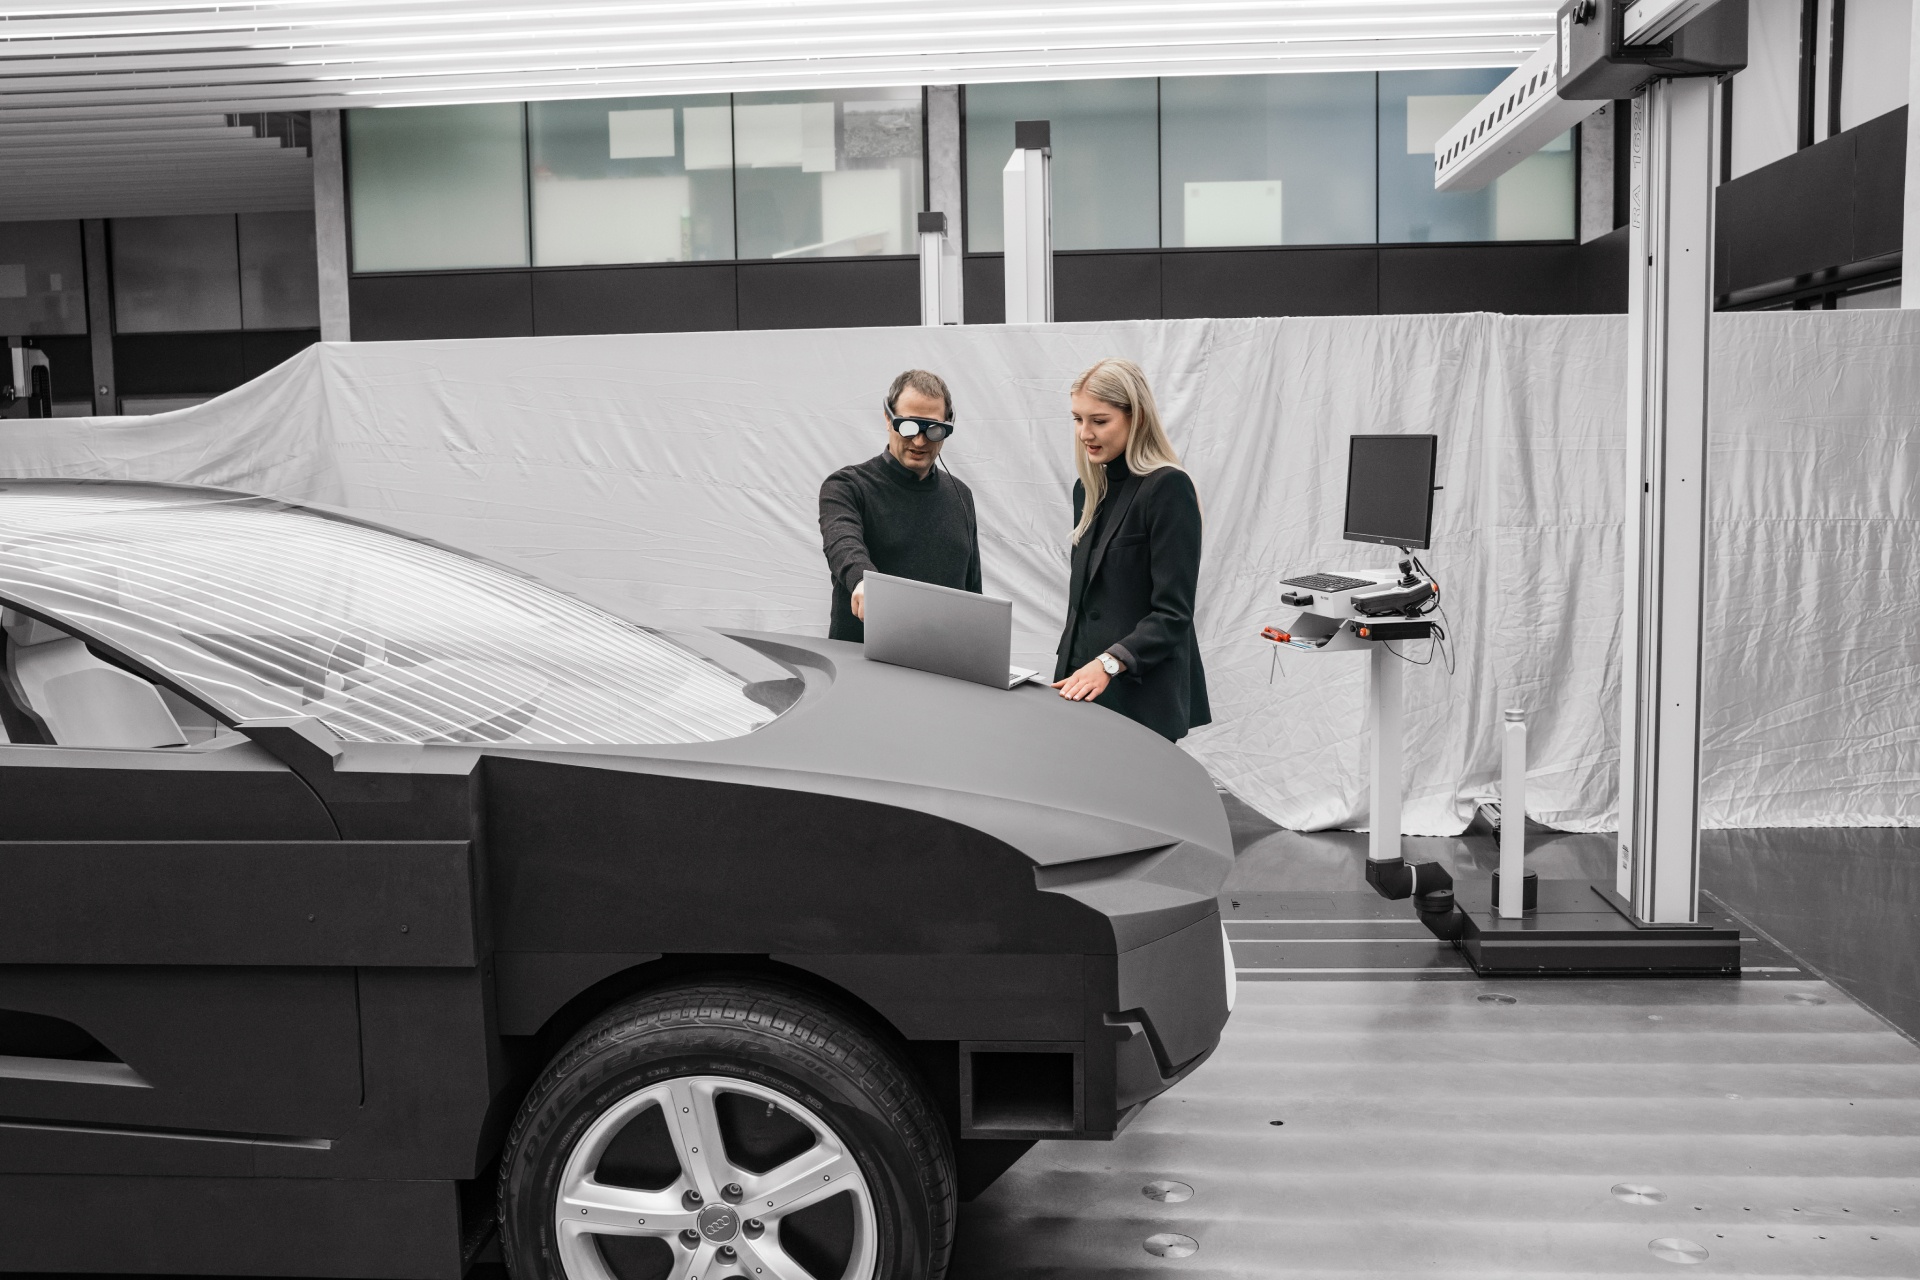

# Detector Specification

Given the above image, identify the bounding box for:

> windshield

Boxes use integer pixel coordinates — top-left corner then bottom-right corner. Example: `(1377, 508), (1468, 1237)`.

(0, 485), (779, 747)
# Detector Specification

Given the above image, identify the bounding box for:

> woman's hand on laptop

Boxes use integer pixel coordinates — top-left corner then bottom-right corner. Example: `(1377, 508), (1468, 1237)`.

(851, 581), (866, 620)
(1053, 657), (1114, 701)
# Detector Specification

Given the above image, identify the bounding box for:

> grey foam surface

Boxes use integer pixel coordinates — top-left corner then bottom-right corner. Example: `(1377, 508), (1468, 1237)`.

(950, 977), (1920, 1277)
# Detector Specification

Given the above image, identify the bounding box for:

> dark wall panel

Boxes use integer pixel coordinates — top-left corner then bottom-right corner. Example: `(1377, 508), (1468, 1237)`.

(115, 332), (245, 396)
(1055, 252), (1160, 321)
(533, 264), (739, 335)
(1162, 248), (1377, 318)
(1717, 137), (1854, 294)
(736, 257), (919, 330)
(1852, 107), (1907, 261)
(350, 271), (535, 341)
(242, 329), (319, 379)
(348, 244), (1601, 336)
(102, 331), (313, 399)
(964, 255), (1006, 325)
(24, 335), (92, 401)
(1715, 106), (1907, 305)
(1379, 244), (1584, 315)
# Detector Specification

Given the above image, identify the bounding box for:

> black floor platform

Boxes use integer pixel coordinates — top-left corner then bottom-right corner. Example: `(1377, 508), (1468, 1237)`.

(1451, 878), (1742, 976)
(1218, 793), (1918, 1039)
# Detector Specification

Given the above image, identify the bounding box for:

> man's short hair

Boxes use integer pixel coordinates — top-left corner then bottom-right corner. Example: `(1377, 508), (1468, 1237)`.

(886, 369), (953, 420)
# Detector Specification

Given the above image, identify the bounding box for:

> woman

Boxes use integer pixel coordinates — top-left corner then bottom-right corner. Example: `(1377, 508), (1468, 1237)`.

(1051, 358), (1210, 742)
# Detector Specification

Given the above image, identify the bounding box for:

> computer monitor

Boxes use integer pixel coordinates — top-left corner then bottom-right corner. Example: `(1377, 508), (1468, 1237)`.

(1343, 434), (1437, 549)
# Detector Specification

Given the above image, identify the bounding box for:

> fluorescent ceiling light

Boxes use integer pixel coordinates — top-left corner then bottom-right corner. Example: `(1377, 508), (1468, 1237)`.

(0, 0), (1556, 117)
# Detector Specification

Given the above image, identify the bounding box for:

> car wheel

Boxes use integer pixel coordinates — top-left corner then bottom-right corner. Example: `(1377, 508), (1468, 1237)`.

(499, 979), (954, 1280)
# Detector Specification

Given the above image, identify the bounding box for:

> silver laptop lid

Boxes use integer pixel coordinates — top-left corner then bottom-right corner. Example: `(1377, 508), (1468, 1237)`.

(862, 571), (1013, 689)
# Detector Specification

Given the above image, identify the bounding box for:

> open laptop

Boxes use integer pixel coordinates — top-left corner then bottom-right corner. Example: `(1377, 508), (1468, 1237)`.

(861, 571), (1040, 690)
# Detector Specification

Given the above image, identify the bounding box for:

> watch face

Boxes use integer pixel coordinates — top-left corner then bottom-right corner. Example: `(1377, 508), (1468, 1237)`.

(1100, 654), (1119, 675)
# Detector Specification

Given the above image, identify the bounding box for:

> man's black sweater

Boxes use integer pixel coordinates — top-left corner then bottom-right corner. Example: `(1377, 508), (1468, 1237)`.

(818, 450), (981, 642)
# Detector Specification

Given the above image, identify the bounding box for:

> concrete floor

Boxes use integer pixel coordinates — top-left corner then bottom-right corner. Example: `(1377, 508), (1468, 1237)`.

(949, 805), (1920, 1277)
(951, 977), (1920, 1278)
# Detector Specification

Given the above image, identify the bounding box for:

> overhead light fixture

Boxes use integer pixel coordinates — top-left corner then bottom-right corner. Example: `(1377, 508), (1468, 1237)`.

(0, 0), (1557, 117)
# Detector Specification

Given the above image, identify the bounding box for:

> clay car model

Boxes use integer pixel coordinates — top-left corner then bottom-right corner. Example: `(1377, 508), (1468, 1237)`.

(0, 480), (1233, 1280)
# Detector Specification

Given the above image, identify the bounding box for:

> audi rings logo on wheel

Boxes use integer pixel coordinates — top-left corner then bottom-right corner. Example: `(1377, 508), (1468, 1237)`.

(696, 1204), (740, 1242)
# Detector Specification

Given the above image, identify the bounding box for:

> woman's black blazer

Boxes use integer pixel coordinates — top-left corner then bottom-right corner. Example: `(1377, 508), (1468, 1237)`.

(1053, 464), (1211, 742)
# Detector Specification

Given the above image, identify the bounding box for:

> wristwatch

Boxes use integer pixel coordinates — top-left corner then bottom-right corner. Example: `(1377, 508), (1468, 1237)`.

(1098, 653), (1122, 677)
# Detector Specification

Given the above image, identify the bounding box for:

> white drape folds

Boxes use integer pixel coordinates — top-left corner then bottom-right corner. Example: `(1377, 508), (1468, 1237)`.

(3, 311), (1913, 832)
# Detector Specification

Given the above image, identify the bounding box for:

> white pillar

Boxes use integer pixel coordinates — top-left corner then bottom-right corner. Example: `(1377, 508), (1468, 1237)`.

(1367, 641), (1404, 863)
(925, 85), (966, 324)
(919, 212), (949, 326)
(1617, 77), (1717, 924)
(1499, 708), (1528, 918)
(1002, 120), (1052, 324)
(311, 108), (352, 341)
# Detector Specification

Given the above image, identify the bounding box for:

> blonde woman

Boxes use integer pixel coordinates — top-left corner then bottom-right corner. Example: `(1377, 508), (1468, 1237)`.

(1051, 358), (1211, 741)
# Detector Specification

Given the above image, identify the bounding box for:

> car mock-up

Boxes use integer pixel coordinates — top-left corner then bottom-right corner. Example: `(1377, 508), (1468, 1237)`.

(0, 480), (1233, 1280)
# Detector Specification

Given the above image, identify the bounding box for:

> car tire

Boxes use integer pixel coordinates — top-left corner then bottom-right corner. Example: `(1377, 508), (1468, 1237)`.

(499, 978), (955, 1280)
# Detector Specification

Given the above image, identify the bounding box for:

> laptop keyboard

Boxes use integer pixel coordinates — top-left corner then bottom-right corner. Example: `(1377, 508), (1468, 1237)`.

(1280, 573), (1376, 593)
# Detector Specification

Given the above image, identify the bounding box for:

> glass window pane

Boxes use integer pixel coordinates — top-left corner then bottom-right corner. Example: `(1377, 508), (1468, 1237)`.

(1159, 73), (1375, 247)
(348, 104), (529, 271)
(110, 214), (241, 333)
(0, 485), (781, 747)
(965, 79), (1158, 251)
(529, 95), (735, 266)
(238, 211), (320, 330)
(1380, 70), (1575, 244)
(1730, 0), (1802, 176)
(733, 87), (921, 260)
(1839, 0), (1909, 131)
(0, 220), (87, 336)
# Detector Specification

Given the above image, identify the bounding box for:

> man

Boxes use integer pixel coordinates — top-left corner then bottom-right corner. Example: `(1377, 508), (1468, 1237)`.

(819, 369), (981, 642)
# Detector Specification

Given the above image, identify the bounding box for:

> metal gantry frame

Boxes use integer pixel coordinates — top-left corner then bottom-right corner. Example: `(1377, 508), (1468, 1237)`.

(1434, 0), (1741, 930)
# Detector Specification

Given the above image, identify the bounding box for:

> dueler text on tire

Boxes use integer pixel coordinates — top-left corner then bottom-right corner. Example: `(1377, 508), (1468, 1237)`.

(499, 979), (955, 1280)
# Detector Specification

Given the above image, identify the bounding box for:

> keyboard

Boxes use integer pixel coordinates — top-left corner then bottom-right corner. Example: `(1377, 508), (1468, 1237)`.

(1280, 573), (1376, 593)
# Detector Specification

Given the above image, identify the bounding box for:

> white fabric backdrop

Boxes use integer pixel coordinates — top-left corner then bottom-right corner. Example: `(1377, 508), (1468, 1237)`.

(2, 311), (1914, 832)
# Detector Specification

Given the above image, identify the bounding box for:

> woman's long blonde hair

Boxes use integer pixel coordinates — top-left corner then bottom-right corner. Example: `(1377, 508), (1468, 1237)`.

(1070, 358), (1183, 546)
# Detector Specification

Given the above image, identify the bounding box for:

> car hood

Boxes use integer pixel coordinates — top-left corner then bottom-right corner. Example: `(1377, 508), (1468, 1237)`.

(477, 632), (1232, 867)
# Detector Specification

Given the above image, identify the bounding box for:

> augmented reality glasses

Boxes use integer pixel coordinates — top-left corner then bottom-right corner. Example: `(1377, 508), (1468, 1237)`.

(889, 414), (954, 442)
(883, 395), (952, 445)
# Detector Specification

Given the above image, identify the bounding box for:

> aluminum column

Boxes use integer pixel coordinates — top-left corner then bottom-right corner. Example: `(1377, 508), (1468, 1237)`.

(918, 212), (952, 326)
(1616, 76), (1718, 924)
(1002, 120), (1052, 324)
(1367, 642), (1404, 863)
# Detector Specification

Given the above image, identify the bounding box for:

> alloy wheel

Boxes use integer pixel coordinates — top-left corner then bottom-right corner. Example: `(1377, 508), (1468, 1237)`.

(555, 1074), (878, 1280)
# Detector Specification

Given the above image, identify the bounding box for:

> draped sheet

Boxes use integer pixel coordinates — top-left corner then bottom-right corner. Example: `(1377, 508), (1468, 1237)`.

(3, 311), (1913, 832)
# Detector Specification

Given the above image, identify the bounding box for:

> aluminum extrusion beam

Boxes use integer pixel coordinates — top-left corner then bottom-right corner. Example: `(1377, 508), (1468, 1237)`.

(1433, 0), (1733, 193)
(1434, 41), (1600, 193)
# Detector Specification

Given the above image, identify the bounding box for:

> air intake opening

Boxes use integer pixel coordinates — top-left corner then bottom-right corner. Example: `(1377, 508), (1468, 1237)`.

(963, 1046), (1080, 1135)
